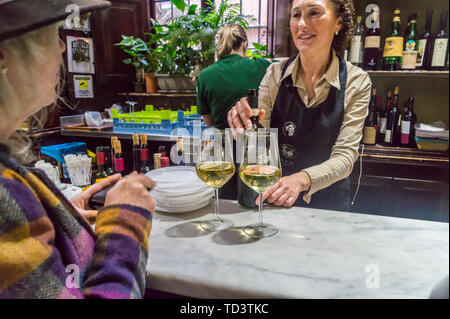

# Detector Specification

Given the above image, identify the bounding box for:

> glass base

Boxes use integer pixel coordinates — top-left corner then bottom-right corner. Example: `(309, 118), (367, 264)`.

(244, 223), (278, 238)
(201, 218), (234, 232)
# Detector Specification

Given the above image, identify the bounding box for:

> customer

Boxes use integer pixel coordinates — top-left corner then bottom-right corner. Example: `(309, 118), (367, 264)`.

(228, 0), (372, 212)
(197, 24), (271, 129)
(0, 0), (156, 299)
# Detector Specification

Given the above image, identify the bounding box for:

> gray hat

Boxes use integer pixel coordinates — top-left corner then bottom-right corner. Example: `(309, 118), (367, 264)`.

(0, 0), (111, 42)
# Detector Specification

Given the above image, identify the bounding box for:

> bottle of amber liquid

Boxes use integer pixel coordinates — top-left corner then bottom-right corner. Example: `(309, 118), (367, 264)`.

(132, 133), (140, 172)
(95, 146), (108, 182)
(113, 140), (125, 176)
(110, 136), (118, 173)
(363, 88), (378, 145)
(383, 8), (403, 71)
(248, 89), (264, 130)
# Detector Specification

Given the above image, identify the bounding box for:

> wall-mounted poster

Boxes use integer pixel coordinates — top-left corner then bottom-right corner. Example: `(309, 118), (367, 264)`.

(74, 75), (94, 98)
(63, 13), (91, 32)
(67, 36), (95, 74)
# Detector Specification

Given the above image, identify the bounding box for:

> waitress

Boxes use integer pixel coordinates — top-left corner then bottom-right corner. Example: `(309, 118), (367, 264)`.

(197, 24), (271, 129)
(228, 0), (372, 212)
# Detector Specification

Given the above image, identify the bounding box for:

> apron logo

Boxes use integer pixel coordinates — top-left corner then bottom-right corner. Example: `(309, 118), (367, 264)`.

(283, 122), (296, 137)
(281, 144), (297, 161)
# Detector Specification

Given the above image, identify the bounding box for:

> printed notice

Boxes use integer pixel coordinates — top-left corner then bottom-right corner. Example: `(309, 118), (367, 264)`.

(74, 75), (94, 98)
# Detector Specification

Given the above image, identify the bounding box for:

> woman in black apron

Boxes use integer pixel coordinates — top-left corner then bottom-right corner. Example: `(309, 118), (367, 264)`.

(228, 0), (371, 212)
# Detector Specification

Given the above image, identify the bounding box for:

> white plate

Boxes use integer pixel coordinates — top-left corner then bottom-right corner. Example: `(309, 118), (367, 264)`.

(151, 187), (214, 203)
(151, 183), (213, 197)
(146, 166), (202, 185)
(156, 198), (212, 213)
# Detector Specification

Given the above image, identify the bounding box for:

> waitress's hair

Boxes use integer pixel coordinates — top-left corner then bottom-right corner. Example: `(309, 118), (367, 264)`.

(289, 0), (356, 59)
(216, 24), (248, 60)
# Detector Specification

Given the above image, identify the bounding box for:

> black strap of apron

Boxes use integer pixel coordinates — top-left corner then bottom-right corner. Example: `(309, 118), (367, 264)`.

(280, 54), (299, 83)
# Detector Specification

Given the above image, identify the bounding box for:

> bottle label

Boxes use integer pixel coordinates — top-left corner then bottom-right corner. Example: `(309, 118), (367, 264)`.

(401, 121), (411, 144)
(140, 148), (149, 161)
(363, 126), (377, 144)
(385, 129), (392, 143)
(393, 16), (400, 22)
(251, 109), (259, 117)
(350, 35), (363, 63)
(379, 117), (387, 134)
(431, 38), (449, 67)
(364, 36), (381, 48)
(97, 152), (105, 165)
(114, 158), (125, 172)
(416, 39), (427, 66)
(402, 51), (418, 69)
(405, 40), (417, 51)
(397, 114), (402, 127)
(383, 37), (404, 57)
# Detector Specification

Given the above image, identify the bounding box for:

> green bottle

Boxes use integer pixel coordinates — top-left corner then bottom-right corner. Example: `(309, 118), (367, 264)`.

(383, 8), (403, 71)
(402, 13), (418, 70)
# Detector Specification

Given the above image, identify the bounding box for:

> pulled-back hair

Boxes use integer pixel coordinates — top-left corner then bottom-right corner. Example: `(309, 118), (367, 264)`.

(216, 24), (248, 60)
(289, 0), (356, 58)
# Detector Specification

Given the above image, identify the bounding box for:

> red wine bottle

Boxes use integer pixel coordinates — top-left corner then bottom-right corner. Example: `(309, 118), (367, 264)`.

(132, 133), (140, 172)
(363, 9), (381, 71)
(363, 88), (377, 145)
(140, 134), (151, 173)
(430, 10), (449, 70)
(114, 140), (125, 176)
(417, 10), (433, 69)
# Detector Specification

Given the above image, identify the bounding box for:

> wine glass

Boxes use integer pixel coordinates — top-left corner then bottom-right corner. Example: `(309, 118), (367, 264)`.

(239, 130), (281, 238)
(195, 129), (236, 231)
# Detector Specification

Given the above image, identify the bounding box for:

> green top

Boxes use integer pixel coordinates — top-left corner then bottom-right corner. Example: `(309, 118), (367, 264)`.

(196, 54), (271, 129)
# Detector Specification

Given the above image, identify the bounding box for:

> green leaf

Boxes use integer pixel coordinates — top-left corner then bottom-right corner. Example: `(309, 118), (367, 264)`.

(124, 49), (138, 57)
(122, 58), (132, 64)
(188, 4), (198, 15)
(170, 0), (187, 13)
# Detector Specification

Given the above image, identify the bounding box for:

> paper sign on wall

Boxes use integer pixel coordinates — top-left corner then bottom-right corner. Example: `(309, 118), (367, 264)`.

(74, 75), (94, 98)
(67, 36), (95, 74)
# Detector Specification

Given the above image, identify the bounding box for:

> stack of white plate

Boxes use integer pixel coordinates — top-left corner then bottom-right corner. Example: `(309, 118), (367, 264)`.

(146, 166), (214, 213)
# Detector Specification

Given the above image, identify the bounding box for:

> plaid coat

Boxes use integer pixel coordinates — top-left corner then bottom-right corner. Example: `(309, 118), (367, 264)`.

(0, 146), (152, 298)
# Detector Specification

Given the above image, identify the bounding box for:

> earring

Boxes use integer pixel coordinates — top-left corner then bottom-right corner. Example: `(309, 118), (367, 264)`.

(335, 31), (339, 36)
(0, 66), (7, 76)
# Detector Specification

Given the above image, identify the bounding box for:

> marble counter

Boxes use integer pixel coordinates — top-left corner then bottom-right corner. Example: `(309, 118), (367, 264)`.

(145, 200), (449, 299)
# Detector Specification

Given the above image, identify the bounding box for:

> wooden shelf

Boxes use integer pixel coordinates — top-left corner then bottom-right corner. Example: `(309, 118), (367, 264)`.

(367, 71), (449, 78)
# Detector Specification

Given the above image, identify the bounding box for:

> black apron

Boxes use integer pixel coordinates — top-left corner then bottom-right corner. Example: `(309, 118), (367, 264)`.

(269, 54), (351, 212)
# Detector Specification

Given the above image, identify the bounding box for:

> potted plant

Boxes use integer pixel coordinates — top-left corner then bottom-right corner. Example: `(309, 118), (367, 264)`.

(149, 0), (255, 92)
(115, 35), (158, 93)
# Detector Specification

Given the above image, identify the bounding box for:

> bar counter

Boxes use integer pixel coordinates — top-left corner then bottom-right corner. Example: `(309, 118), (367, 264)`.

(145, 200), (449, 299)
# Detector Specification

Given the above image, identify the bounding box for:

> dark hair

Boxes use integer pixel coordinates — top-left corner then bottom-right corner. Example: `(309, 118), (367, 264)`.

(289, 0), (356, 58)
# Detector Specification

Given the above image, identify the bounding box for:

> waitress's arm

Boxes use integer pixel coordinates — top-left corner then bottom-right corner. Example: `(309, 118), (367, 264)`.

(202, 114), (213, 127)
(301, 72), (372, 204)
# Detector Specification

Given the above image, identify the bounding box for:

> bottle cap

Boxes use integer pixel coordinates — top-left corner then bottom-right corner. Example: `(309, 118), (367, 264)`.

(394, 9), (400, 14)
(111, 136), (118, 148)
(394, 86), (399, 95)
(114, 140), (122, 153)
(160, 157), (170, 167)
(133, 133), (139, 145)
(357, 16), (362, 23)
(247, 89), (258, 96)
(372, 88), (376, 95)
(154, 153), (161, 159)
(140, 134), (148, 145)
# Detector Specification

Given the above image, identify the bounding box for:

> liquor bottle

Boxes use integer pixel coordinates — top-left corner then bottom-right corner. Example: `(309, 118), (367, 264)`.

(350, 16), (364, 67)
(378, 91), (391, 144)
(158, 145), (167, 158)
(417, 10), (433, 69)
(132, 133), (140, 172)
(375, 95), (382, 139)
(383, 9), (403, 71)
(113, 140), (125, 176)
(103, 146), (114, 176)
(140, 134), (151, 173)
(402, 13), (418, 70)
(110, 136), (118, 172)
(363, 88), (378, 145)
(385, 87), (401, 146)
(400, 97), (415, 147)
(403, 15), (412, 39)
(363, 9), (381, 70)
(430, 10), (449, 70)
(392, 86), (402, 146)
(247, 89), (264, 129)
(95, 146), (108, 182)
(177, 138), (185, 166)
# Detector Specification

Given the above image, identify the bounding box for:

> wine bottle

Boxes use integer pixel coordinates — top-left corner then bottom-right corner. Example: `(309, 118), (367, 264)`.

(402, 13), (418, 70)
(378, 91), (391, 144)
(153, 153), (161, 169)
(385, 87), (401, 146)
(363, 9), (381, 71)
(114, 140), (125, 176)
(132, 133), (140, 172)
(110, 136), (118, 173)
(401, 97), (415, 147)
(430, 10), (449, 70)
(95, 146), (108, 182)
(177, 138), (185, 166)
(392, 86), (402, 146)
(158, 145), (167, 158)
(417, 10), (433, 69)
(375, 95), (382, 139)
(103, 146), (114, 176)
(383, 9), (403, 71)
(363, 88), (378, 145)
(247, 89), (264, 129)
(350, 16), (364, 67)
(140, 134), (151, 173)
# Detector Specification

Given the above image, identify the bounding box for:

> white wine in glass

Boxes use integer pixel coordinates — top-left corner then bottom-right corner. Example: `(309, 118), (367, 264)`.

(239, 130), (281, 238)
(195, 130), (235, 231)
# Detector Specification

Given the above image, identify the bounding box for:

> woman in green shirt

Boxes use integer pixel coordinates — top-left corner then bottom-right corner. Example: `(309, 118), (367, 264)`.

(196, 24), (271, 129)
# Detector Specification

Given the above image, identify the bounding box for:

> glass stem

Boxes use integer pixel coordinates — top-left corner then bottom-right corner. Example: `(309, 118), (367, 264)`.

(214, 188), (220, 221)
(258, 192), (263, 227)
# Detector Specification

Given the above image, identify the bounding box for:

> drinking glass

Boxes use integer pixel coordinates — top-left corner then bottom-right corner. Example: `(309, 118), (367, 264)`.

(195, 129), (236, 231)
(239, 130), (281, 238)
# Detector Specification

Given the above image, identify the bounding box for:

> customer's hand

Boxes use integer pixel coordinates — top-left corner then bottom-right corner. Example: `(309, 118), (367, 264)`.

(70, 173), (121, 224)
(105, 171), (156, 215)
(227, 97), (266, 138)
(257, 172), (311, 208)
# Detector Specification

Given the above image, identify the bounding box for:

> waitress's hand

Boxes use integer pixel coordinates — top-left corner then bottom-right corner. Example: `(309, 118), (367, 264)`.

(105, 171), (156, 215)
(227, 97), (266, 138)
(258, 172), (311, 208)
(70, 173), (121, 224)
